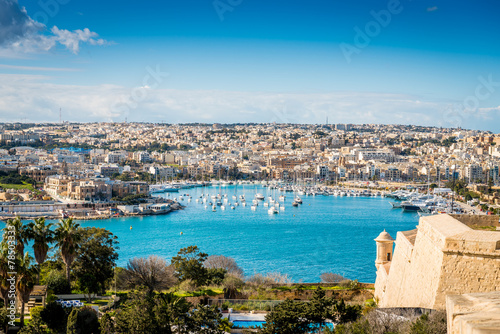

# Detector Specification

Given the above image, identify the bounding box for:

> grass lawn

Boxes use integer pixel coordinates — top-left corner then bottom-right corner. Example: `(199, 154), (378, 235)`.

(0, 181), (35, 191)
(175, 288), (223, 297)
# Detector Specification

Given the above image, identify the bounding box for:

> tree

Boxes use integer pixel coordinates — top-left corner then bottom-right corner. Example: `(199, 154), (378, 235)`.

(409, 311), (447, 334)
(99, 313), (115, 334)
(320, 272), (346, 284)
(171, 246), (208, 287)
(153, 292), (192, 334)
(0, 242), (11, 305)
(55, 218), (82, 283)
(16, 253), (39, 327)
(114, 288), (159, 333)
(119, 256), (177, 295)
(73, 227), (119, 299)
(0, 307), (9, 334)
(27, 217), (54, 283)
(333, 299), (362, 324)
(40, 302), (69, 333)
(204, 255), (243, 278)
(222, 275), (244, 299)
(67, 306), (100, 334)
(306, 289), (335, 333)
(3, 216), (28, 255)
(189, 305), (227, 334)
(261, 299), (312, 334)
(43, 269), (71, 294)
(17, 307), (50, 334)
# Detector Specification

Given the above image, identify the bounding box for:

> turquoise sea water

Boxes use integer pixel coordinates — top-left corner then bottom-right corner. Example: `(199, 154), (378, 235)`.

(73, 185), (418, 283)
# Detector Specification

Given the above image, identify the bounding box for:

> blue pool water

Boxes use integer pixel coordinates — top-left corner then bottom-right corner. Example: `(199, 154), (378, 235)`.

(231, 321), (265, 328)
(74, 185), (419, 283)
(231, 320), (334, 329)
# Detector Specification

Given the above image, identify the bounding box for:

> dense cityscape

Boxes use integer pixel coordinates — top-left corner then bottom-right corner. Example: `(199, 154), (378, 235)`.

(2, 122), (500, 207)
(2, 0), (500, 332)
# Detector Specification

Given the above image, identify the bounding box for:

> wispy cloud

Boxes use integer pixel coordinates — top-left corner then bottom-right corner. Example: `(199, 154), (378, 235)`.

(427, 6), (438, 12)
(0, 0), (108, 56)
(0, 64), (80, 71)
(0, 74), (497, 131)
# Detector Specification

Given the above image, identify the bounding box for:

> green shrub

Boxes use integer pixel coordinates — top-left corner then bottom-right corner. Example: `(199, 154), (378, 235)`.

(44, 270), (71, 294)
(178, 279), (197, 293)
(221, 301), (230, 311)
(40, 302), (69, 333)
(338, 280), (353, 288)
(67, 306), (100, 334)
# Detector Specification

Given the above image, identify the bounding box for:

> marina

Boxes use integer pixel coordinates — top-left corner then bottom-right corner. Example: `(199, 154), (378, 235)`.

(75, 184), (420, 283)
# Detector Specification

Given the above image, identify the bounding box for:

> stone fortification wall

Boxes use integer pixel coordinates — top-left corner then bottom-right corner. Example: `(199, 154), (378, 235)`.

(450, 214), (499, 228)
(378, 223), (444, 308)
(377, 215), (500, 310)
(446, 291), (500, 334)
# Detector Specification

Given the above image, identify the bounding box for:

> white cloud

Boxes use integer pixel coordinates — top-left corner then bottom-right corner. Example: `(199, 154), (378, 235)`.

(427, 6), (438, 12)
(0, 0), (108, 56)
(0, 64), (80, 71)
(1, 74), (497, 132)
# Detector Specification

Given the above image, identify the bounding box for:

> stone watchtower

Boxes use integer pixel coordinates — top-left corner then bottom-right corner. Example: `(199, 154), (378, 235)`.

(375, 230), (395, 269)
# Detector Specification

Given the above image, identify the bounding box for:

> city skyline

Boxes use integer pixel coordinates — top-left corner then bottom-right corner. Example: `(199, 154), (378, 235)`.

(0, 0), (499, 131)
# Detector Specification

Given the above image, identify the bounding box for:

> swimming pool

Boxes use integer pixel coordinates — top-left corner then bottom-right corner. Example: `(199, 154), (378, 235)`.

(231, 320), (265, 328)
(231, 320), (335, 329)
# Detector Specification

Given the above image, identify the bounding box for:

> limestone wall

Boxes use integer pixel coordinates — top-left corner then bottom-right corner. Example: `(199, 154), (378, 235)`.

(379, 224), (444, 308)
(446, 292), (500, 334)
(376, 214), (500, 310)
(450, 214), (499, 228)
(436, 252), (500, 308)
(374, 264), (389, 302)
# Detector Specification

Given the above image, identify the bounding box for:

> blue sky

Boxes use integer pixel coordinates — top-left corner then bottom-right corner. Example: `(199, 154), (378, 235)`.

(0, 0), (499, 131)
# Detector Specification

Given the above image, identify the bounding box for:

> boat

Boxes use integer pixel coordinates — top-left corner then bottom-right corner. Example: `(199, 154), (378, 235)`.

(268, 207), (278, 214)
(390, 202), (402, 208)
(149, 184), (179, 194)
(255, 193), (265, 200)
(292, 201), (299, 207)
(294, 197), (303, 204)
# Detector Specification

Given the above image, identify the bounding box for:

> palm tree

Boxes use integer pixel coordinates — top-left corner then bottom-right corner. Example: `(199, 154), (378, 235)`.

(55, 218), (82, 283)
(27, 217), (55, 283)
(3, 216), (29, 255)
(16, 252), (39, 327)
(0, 242), (10, 305)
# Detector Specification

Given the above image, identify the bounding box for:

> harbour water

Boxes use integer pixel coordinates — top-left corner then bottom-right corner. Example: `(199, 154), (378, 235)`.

(77, 185), (419, 283)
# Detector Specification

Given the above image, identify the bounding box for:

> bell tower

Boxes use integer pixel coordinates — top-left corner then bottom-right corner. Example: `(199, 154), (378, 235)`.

(375, 230), (394, 269)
